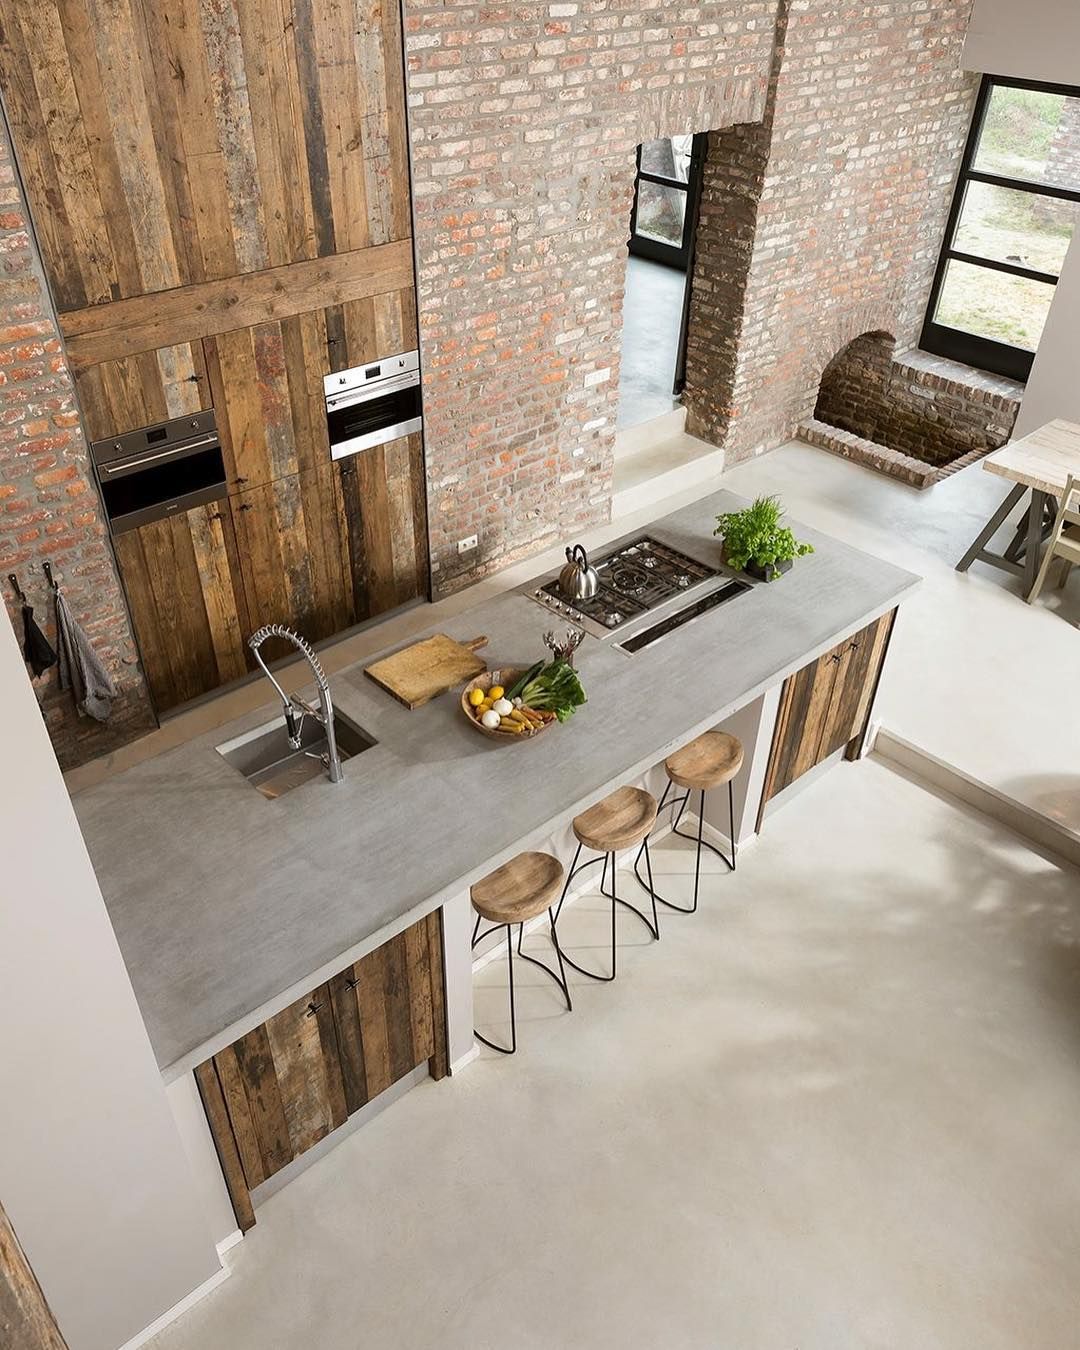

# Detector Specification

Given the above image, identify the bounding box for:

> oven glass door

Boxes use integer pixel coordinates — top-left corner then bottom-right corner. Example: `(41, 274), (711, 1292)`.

(98, 442), (226, 532)
(326, 382), (422, 459)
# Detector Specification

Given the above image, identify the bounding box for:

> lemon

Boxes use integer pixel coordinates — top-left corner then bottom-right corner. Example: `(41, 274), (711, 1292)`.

(468, 687), (485, 707)
(489, 685), (505, 701)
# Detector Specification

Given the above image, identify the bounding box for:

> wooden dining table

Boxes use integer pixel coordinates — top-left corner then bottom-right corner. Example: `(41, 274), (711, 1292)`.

(956, 418), (1080, 593)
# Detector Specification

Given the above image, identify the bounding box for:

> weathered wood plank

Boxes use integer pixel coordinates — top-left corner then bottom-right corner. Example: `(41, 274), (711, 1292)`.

(328, 966), (369, 1116)
(354, 941), (392, 1098)
(193, 1060), (256, 1234)
(212, 1045), (269, 1189)
(425, 910), (449, 1080)
(60, 242), (414, 369)
(187, 505), (249, 684)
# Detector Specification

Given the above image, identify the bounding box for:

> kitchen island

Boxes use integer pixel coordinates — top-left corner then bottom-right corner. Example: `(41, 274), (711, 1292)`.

(73, 488), (918, 1226)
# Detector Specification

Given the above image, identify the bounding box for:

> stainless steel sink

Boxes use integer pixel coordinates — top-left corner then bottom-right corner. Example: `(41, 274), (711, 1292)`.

(216, 712), (376, 800)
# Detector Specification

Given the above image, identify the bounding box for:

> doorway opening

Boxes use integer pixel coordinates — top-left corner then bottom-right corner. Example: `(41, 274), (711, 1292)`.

(617, 133), (707, 432)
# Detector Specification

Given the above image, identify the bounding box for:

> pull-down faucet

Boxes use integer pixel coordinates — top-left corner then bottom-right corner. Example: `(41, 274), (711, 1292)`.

(248, 625), (344, 784)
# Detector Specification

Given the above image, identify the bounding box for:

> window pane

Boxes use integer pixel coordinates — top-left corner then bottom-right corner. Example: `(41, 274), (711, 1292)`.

(634, 178), (687, 246)
(933, 258), (1055, 351)
(974, 84), (1080, 191)
(953, 180), (1076, 275)
(639, 136), (692, 184)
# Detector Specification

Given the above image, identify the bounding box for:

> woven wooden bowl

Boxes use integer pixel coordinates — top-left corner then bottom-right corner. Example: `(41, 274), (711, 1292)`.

(460, 667), (555, 743)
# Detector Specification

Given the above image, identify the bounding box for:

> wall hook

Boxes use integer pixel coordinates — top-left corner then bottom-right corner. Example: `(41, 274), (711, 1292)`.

(8, 572), (26, 604)
(42, 560), (57, 591)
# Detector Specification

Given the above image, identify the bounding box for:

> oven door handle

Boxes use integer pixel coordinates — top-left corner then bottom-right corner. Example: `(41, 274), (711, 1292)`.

(98, 434), (221, 476)
(325, 371), (420, 412)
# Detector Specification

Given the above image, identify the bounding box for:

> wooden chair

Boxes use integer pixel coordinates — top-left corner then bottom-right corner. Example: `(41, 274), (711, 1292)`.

(1027, 474), (1080, 607)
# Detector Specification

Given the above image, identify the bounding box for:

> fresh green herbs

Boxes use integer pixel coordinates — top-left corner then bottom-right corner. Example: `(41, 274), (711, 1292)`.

(518, 660), (587, 722)
(714, 495), (813, 577)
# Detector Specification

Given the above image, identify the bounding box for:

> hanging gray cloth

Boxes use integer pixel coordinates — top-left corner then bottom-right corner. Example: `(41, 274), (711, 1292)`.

(54, 582), (116, 721)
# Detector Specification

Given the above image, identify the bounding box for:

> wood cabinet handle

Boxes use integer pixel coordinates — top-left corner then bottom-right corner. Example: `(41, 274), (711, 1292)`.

(344, 976), (360, 991)
(238, 503), (253, 511)
(849, 641), (860, 652)
(209, 512), (223, 522)
(233, 476), (247, 485)
(830, 653), (842, 663)
(305, 1000), (324, 1018)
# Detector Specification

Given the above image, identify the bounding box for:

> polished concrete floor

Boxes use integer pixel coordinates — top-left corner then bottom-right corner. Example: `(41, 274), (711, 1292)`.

(617, 255), (686, 430)
(151, 759), (1080, 1350)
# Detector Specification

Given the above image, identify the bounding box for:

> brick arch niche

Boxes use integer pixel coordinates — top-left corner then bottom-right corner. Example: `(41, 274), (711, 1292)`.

(800, 330), (1021, 491)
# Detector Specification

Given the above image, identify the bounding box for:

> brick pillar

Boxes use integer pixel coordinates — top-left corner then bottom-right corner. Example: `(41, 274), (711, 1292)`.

(683, 0), (978, 465)
(0, 114), (156, 770)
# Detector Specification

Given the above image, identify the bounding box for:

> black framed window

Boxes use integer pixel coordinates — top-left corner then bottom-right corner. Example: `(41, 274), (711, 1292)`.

(922, 75), (1080, 382)
(628, 134), (707, 270)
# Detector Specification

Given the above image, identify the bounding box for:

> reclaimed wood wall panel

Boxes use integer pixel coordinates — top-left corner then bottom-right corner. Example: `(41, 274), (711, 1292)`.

(0, 0), (412, 310)
(198, 914), (448, 1229)
(0, 1199), (69, 1349)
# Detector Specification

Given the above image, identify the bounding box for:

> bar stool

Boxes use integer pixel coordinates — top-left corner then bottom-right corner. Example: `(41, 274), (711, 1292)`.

(471, 851), (572, 1055)
(634, 730), (743, 913)
(553, 785), (660, 982)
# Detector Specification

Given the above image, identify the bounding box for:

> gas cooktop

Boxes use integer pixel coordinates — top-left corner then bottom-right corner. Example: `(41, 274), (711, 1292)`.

(529, 535), (739, 639)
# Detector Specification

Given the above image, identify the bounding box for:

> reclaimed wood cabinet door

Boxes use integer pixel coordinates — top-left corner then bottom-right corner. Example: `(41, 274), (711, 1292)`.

(760, 609), (896, 808)
(112, 503), (249, 711)
(0, 1200), (68, 1349)
(195, 984), (347, 1232)
(329, 911), (446, 1113)
(196, 913), (448, 1232)
(228, 467), (357, 661)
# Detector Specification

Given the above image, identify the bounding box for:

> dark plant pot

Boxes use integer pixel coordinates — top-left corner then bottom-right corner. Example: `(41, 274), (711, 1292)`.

(745, 557), (793, 582)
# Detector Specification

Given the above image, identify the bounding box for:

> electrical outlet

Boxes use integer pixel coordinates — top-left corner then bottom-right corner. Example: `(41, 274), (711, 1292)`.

(457, 534), (478, 555)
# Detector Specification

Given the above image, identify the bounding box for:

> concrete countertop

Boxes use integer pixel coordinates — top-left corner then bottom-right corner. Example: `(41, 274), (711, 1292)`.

(73, 489), (920, 1079)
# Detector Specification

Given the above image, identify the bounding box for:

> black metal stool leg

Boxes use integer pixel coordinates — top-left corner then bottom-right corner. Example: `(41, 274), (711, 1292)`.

(634, 779), (736, 913)
(516, 914), (573, 1012)
(472, 921), (517, 1055)
(729, 778), (737, 872)
(604, 844), (660, 941)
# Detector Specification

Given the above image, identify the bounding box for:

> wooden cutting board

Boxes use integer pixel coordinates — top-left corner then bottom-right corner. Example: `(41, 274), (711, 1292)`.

(364, 634), (488, 709)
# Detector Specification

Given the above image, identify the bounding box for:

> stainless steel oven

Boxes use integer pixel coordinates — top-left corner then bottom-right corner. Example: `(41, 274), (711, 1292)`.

(323, 349), (422, 462)
(90, 410), (225, 534)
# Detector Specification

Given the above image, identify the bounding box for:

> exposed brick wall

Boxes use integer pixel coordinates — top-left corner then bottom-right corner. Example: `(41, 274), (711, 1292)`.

(813, 331), (1020, 468)
(0, 117), (155, 769)
(685, 0), (980, 464)
(402, 0), (776, 594)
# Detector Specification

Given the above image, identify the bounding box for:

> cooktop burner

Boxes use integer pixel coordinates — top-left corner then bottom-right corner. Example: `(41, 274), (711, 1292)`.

(531, 536), (721, 634)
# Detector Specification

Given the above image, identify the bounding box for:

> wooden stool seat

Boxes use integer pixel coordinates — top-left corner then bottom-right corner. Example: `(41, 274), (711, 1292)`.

(471, 851), (564, 926)
(664, 730), (744, 792)
(573, 785), (658, 853)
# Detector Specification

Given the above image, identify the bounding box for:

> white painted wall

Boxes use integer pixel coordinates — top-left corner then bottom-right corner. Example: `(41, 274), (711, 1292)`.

(963, 0), (1080, 86)
(0, 611), (220, 1350)
(1015, 233), (1080, 438)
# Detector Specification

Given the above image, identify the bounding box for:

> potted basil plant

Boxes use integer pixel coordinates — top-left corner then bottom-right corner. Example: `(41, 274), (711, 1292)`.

(714, 494), (814, 582)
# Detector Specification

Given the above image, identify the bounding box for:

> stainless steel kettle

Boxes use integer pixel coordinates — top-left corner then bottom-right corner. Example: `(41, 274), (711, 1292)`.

(558, 544), (600, 600)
